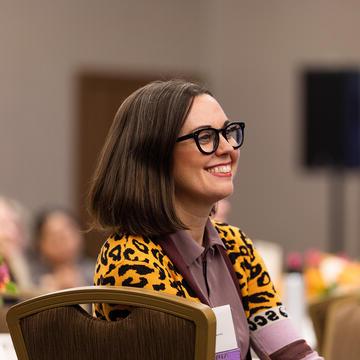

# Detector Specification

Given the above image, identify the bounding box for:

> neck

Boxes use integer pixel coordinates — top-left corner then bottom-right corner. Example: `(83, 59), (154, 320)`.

(175, 202), (211, 245)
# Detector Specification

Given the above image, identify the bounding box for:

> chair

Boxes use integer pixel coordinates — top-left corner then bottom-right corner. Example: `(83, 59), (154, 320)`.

(322, 295), (360, 360)
(308, 291), (359, 354)
(6, 286), (216, 360)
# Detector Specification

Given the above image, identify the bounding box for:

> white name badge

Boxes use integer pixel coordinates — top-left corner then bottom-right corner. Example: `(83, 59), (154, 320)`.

(212, 305), (241, 360)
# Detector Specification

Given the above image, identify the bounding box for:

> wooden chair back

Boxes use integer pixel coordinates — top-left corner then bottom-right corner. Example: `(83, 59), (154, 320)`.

(322, 295), (360, 360)
(6, 286), (216, 360)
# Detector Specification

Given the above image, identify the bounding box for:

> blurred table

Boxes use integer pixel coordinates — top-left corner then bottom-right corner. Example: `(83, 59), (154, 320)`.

(0, 333), (17, 359)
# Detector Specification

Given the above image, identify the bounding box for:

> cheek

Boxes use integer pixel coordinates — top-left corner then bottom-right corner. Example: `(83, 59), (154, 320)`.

(173, 147), (203, 176)
(40, 238), (55, 258)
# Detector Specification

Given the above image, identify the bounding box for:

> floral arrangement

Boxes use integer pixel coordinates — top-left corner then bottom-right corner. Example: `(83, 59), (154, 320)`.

(303, 249), (360, 300)
(0, 256), (17, 295)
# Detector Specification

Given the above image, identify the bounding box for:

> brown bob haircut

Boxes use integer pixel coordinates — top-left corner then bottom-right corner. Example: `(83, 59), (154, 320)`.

(88, 79), (211, 237)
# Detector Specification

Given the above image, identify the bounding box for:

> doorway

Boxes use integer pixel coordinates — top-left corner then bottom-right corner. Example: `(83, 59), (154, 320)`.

(76, 72), (200, 257)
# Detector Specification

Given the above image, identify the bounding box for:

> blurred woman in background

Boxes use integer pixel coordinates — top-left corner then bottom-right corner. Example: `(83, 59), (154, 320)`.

(32, 208), (93, 291)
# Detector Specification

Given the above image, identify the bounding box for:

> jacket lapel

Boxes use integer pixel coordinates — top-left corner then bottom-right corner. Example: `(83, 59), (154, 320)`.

(217, 244), (243, 301)
(155, 236), (210, 305)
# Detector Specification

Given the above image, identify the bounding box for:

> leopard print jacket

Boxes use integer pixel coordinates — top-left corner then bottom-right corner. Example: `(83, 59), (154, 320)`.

(93, 221), (282, 321)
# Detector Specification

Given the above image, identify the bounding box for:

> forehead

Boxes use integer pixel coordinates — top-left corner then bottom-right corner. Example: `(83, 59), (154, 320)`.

(43, 212), (77, 232)
(181, 94), (228, 132)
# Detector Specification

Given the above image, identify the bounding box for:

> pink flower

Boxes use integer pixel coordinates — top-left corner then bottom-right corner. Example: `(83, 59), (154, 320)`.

(0, 263), (10, 285)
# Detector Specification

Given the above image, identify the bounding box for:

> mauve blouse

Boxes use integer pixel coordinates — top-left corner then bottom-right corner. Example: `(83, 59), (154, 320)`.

(165, 219), (250, 359)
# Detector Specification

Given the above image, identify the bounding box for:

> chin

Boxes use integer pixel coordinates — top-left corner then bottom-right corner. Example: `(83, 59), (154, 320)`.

(208, 188), (233, 204)
(219, 184), (234, 197)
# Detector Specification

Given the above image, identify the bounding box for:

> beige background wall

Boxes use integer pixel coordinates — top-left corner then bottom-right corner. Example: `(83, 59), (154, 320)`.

(210, 1), (360, 255)
(1, 0), (359, 255)
(0, 0), (210, 211)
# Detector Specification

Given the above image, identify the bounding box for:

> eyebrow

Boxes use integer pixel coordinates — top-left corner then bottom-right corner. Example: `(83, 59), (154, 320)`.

(189, 119), (231, 133)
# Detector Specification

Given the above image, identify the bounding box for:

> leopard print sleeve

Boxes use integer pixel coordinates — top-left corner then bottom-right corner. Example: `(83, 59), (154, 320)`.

(213, 222), (282, 319)
(93, 233), (197, 320)
(214, 222), (322, 359)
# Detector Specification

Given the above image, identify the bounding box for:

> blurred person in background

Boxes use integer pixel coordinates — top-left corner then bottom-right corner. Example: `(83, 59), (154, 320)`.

(0, 196), (34, 292)
(32, 208), (94, 291)
(89, 80), (322, 359)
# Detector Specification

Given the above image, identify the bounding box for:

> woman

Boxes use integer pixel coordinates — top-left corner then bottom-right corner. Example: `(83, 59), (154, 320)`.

(32, 208), (94, 291)
(89, 80), (322, 359)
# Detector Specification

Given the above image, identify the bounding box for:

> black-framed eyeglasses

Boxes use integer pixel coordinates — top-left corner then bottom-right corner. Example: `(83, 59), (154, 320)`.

(176, 121), (245, 155)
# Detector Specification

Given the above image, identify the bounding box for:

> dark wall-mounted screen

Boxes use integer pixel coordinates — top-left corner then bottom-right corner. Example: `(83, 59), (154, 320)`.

(303, 70), (360, 168)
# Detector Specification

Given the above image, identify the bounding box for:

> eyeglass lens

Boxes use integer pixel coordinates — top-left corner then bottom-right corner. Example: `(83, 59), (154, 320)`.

(197, 123), (243, 153)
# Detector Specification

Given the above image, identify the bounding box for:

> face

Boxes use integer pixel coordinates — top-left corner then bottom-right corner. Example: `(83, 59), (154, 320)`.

(172, 94), (240, 212)
(39, 212), (83, 265)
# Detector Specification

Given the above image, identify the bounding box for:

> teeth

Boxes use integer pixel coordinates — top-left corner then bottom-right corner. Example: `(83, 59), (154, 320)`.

(207, 165), (231, 174)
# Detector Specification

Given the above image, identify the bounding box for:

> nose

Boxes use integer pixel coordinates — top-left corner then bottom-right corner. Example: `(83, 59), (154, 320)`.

(215, 134), (235, 156)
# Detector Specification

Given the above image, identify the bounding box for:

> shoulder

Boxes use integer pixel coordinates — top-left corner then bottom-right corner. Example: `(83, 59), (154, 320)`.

(94, 232), (198, 300)
(211, 220), (271, 271)
(211, 220), (255, 254)
(212, 220), (246, 238)
(96, 232), (164, 266)
(94, 232), (186, 289)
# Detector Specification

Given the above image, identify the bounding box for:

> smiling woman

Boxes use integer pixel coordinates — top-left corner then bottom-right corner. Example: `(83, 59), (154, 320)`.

(88, 79), (322, 360)
(173, 95), (241, 234)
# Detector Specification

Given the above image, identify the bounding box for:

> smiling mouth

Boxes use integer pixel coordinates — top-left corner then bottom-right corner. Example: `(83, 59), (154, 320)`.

(206, 164), (232, 174)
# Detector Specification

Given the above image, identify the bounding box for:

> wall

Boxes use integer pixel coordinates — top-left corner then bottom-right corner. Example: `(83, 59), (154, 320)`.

(0, 0), (210, 211)
(209, 1), (360, 254)
(1, 0), (359, 255)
